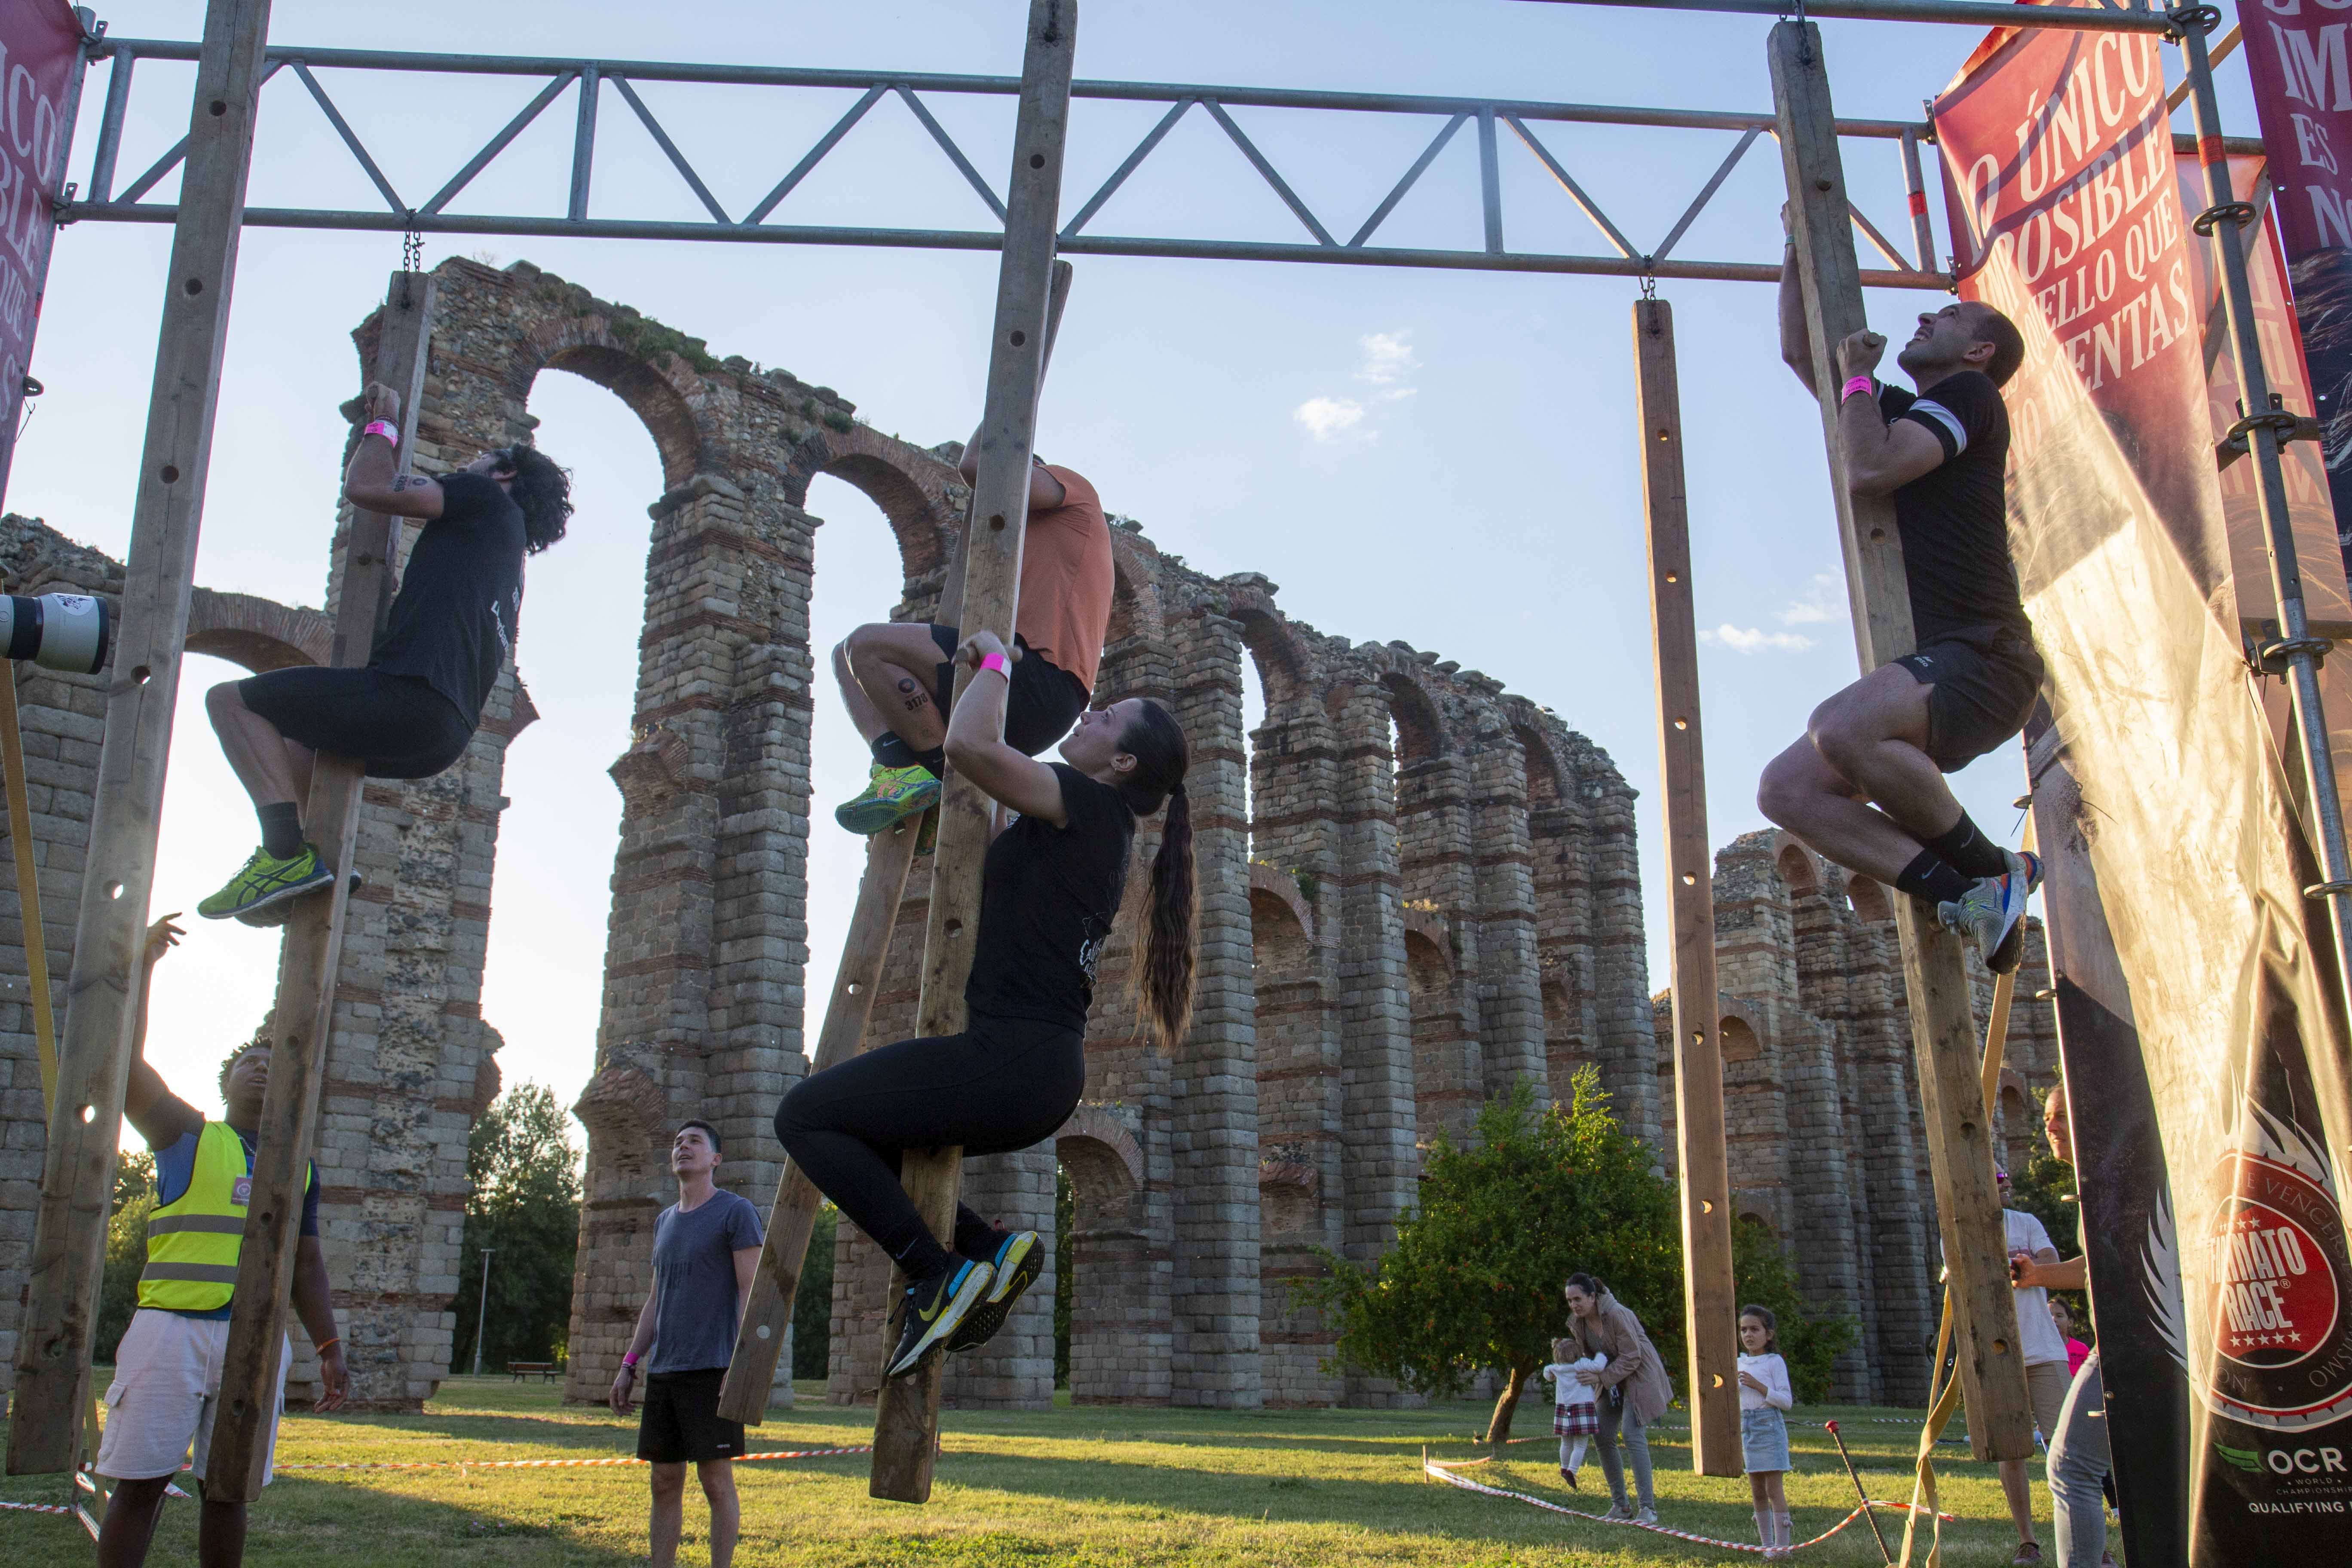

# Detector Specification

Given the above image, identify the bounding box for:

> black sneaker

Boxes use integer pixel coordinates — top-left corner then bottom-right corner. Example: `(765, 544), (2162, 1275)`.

(946, 1231), (1043, 1354)
(885, 1257), (992, 1380)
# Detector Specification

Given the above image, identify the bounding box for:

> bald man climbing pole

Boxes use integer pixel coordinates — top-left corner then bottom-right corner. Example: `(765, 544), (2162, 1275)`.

(830, 427), (1112, 838)
(1761, 206), (2045, 972)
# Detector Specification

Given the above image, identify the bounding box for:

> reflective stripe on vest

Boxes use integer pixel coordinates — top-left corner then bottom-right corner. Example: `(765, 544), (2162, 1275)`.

(138, 1122), (251, 1312)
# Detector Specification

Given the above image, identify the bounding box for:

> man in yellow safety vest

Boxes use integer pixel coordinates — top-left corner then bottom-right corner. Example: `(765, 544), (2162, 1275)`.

(95, 915), (348, 1568)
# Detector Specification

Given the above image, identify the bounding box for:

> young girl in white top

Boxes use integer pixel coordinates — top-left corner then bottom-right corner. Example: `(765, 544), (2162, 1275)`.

(1539, 1335), (1609, 1489)
(1738, 1305), (1795, 1556)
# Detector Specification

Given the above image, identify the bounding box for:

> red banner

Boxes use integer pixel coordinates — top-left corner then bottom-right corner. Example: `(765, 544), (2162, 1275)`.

(0, 2), (85, 506)
(1938, 12), (2352, 1562)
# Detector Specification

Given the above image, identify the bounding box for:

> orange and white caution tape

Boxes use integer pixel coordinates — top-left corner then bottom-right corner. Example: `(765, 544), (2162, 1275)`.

(1423, 1451), (1953, 1556)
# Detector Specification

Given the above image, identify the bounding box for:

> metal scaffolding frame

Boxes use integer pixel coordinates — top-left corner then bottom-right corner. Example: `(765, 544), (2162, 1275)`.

(11, 0), (2338, 1519)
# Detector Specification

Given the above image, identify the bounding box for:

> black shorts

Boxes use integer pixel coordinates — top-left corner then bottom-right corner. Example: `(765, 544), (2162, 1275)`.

(928, 624), (1088, 756)
(636, 1368), (745, 1465)
(239, 666), (475, 780)
(1893, 626), (2045, 772)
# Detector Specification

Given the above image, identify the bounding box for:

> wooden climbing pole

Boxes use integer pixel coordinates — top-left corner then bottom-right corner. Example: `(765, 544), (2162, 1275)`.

(720, 260), (1072, 1426)
(1633, 297), (1740, 1479)
(6, 0), (277, 1476)
(719, 815), (925, 1421)
(1768, 18), (2030, 1462)
(205, 270), (438, 1499)
(868, 0), (1076, 1505)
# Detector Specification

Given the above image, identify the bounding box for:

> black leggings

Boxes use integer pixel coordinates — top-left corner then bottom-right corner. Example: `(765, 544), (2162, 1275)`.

(773, 1013), (1084, 1276)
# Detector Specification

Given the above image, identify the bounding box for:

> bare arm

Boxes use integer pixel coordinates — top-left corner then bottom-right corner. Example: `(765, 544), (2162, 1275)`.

(1829, 331), (1948, 496)
(733, 1247), (761, 1329)
(291, 1233), (349, 1410)
(1780, 218), (1817, 393)
(120, 915), (186, 1131)
(956, 430), (1067, 511)
(609, 1286), (658, 1414)
(941, 631), (1070, 824)
(2018, 1250), (2084, 1291)
(343, 382), (445, 521)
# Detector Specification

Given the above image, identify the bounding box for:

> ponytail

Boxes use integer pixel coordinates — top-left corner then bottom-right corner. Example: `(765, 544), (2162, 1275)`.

(1114, 700), (1196, 1054)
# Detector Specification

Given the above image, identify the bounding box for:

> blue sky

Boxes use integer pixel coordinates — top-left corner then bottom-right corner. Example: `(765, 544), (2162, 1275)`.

(9, 1), (2266, 1124)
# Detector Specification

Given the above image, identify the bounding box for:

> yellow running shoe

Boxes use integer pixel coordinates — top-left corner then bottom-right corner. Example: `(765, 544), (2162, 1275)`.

(197, 843), (336, 921)
(835, 763), (940, 835)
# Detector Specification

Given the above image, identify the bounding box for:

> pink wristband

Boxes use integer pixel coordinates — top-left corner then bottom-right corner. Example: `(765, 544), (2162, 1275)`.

(362, 418), (400, 443)
(623, 1351), (640, 1369)
(980, 651), (1011, 677)
(1840, 376), (1875, 403)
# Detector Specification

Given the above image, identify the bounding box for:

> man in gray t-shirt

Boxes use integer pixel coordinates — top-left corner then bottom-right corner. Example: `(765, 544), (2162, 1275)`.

(608, 1120), (764, 1568)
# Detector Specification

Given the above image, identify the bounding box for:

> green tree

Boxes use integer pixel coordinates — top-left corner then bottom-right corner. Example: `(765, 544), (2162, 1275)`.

(94, 1150), (157, 1364)
(1293, 1069), (1681, 1444)
(452, 1084), (582, 1375)
(2001, 1097), (2092, 1335)
(792, 1204), (838, 1380)
(1730, 1214), (1859, 1403)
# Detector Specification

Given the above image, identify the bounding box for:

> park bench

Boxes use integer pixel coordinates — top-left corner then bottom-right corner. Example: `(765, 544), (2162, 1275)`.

(508, 1362), (560, 1383)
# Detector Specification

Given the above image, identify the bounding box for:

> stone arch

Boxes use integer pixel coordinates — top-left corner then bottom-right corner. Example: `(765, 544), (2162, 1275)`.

(184, 588), (332, 673)
(1403, 927), (1451, 995)
(1250, 863), (1316, 959)
(1720, 1013), (1764, 1063)
(1056, 1104), (1145, 1202)
(1232, 604), (1314, 713)
(1057, 1106), (1158, 1404)
(1776, 841), (1818, 895)
(1513, 724), (1562, 804)
(1380, 670), (1447, 763)
(535, 337), (713, 490)
(1847, 875), (1893, 922)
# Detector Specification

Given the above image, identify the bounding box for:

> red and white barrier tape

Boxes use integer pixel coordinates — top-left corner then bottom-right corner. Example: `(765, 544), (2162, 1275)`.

(1424, 1452), (1953, 1555)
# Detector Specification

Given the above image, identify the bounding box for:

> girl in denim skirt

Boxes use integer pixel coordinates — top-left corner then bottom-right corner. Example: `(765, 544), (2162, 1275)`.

(1738, 1305), (1795, 1556)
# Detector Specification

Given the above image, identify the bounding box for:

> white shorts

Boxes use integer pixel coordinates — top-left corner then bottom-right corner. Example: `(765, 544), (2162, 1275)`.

(96, 1308), (291, 1485)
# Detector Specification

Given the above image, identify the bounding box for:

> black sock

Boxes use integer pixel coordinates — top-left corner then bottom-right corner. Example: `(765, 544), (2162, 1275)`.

(1921, 812), (2009, 879)
(257, 802), (303, 860)
(1894, 848), (1974, 906)
(894, 1233), (956, 1285)
(914, 745), (946, 780)
(953, 1206), (1005, 1260)
(871, 733), (918, 771)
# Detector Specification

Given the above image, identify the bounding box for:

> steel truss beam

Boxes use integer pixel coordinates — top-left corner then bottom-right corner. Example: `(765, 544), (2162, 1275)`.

(66, 36), (1962, 286)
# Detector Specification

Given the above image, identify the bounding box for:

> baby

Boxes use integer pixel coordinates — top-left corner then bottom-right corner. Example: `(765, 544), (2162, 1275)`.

(1540, 1334), (1609, 1488)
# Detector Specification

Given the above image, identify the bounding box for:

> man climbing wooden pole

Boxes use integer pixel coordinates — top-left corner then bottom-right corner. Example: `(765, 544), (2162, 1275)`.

(7, 0), (277, 1476)
(868, 0), (1077, 1504)
(205, 270), (438, 1501)
(718, 815), (924, 1422)
(1632, 297), (1740, 1480)
(1767, 18), (2030, 1462)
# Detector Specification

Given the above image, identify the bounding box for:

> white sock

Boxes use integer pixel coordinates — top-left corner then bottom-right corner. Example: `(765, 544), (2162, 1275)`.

(1565, 1438), (1587, 1471)
(1776, 1511), (1793, 1548)
(1755, 1510), (1773, 1546)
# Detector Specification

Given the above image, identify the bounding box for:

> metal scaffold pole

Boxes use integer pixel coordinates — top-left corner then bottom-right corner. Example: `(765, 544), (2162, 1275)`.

(2174, 4), (2352, 1171)
(6, 0), (277, 1477)
(868, 0), (1075, 1505)
(1768, 17), (2033, 1463)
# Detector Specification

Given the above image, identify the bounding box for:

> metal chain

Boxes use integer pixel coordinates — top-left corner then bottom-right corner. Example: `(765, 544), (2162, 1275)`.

(1639, 268), (1657, 302)
(401, 217), (423, 275)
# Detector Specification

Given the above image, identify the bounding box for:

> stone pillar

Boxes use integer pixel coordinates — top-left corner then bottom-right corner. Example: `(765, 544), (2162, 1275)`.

(1395, 751), (1480, 1147)
(1583, 752), (1660, 1148)
(1467, 715), (1544, 1107)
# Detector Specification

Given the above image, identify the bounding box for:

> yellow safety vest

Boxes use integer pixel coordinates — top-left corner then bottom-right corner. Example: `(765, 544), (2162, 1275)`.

(137, 1122), (309, 1313)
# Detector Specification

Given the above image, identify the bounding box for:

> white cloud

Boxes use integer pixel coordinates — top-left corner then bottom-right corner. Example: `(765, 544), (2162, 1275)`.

(1777, 572), (1846, 626)
(1295, 396), (1369, 442)
(1700, 622), (1815, 654)
(1357, 331), (1420, 388)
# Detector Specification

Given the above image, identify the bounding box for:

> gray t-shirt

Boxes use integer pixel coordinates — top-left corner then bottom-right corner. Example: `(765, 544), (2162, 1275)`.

(649, 1188), (764, 1375)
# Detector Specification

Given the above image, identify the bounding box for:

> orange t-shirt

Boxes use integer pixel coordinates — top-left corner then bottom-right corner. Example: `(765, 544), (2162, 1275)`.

(1015, 464), (1113, 695)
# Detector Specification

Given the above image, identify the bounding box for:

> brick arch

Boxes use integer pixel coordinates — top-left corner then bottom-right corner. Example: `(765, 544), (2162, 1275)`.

(1378, 670), (1447, 762)
(1512, 723), (1562, 803)
(1230, 603), (1314, 713)
(1249, 861), (1316, 946)
(1846, 874), (1892, 922)
(789, 424), (965, 590)
(1056, 1103), (1144, 1201)
(184, 588), (331, 673)
(535, 338), (714, 490)
(1776, 840), (1819, 895)
(1403, 927), (1452, 995)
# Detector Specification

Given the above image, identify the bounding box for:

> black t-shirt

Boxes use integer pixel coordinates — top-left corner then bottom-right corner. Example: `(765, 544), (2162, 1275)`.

(963, 764), (1136, 1031)
(1877, 371), (2029, 643)
(368, 470), (527, 723)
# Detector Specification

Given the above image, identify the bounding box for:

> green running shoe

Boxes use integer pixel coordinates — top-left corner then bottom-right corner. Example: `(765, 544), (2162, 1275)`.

(237, 870), (363, 927)
(198, 843), (337, 922)
(885, 1257), (993, 1380)
(835, 763), (940, 836)
(947, 1230), (1043, 1354)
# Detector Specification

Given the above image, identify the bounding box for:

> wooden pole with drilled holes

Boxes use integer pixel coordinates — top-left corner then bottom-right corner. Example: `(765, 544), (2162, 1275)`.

(1769, 19), (2029, 1461)
(1634, 297), (1742, 1478)
(868, 0), (1076, 1504)
(206, 272), (437, 1500)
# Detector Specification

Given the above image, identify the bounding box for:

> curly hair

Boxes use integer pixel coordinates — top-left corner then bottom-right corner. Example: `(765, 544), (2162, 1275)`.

(490, 443), (573, 554)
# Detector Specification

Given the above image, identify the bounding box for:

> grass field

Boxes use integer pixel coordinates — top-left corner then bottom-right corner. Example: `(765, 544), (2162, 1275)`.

(3, 1376), (2083, 1565)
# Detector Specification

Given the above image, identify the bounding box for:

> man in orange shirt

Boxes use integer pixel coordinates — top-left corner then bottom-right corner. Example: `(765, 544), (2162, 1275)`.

(833, 446), (1113, 835)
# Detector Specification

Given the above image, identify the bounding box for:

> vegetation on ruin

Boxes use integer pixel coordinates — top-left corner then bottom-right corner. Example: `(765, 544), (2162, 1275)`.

(1293, 1072), (1682, 1446)
(2, 1376), (2066, 1565)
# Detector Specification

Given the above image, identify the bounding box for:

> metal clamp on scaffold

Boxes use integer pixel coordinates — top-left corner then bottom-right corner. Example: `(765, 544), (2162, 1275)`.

(2304, 879), (2352, 900)
(2253, 634), (2333, 677)
(2164, 4), (2222, 39)
(2193, 199), (2256, 237)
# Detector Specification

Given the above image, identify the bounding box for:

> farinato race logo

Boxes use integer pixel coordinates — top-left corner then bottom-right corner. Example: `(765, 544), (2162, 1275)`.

(2196, 1138), (2352, 1433)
